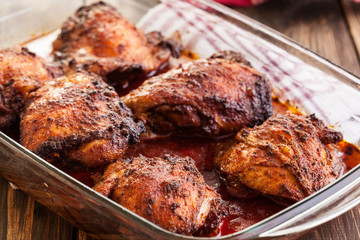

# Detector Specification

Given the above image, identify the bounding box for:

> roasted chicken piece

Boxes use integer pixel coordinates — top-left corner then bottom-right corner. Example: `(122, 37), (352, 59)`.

(214, 113), (344, 204)
(0, 47), (62, 128)
(20, 72), (144, 169)
(93, 154), (220, 235)
(53, 1), (180, 85)
(122, 51), (272, 136)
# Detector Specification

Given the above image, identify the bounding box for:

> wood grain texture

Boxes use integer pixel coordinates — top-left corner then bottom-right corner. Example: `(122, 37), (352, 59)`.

(299, 208), (360, 240)
(1, 0), (360, 240)
(7, 187), (34, 239)
(0, 175), (8, 240)
(79, 230), (95, 240)
(0, 176), (75, 240)
(236, 0), (360, 76)
(30, 203), (73, 240)
(341, 0), (360, 59)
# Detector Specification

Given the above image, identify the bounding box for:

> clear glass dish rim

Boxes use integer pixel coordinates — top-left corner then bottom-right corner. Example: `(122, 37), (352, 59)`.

(1, 0), (360, 239)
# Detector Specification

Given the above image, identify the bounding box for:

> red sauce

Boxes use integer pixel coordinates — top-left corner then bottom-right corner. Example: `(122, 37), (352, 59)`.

(63, 169), (95, 188)
(114, 62), (169, 97)
(125, 135), (220, 171)
(218, 197), (285, 235)
(3, 94), (360, 238)
(107, 98), (360, 236)
(122, 133), (288, 236)
(108, 56), (291, 237)
(3, 59), (360, 236)
(339, 141), (360, 170)
(4, 96), (360, 237)
(62, 167), (104, 188)
(115, 50), (198, 97)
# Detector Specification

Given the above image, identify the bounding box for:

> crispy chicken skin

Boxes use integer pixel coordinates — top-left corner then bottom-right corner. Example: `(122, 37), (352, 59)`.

(122, 51), (272, 136)
(0, 47), (62, 128)
(20, 72), (145, 169)
(53, 1), (179, 85)
(93, 155), (220, 235)
(214, 113), (344, 203)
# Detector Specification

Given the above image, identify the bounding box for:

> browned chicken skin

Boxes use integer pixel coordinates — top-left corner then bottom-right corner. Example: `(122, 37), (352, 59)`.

(0, 47), (62, 128)
(93, 155), (220, 235)
(53, 1), (180, 85)
(122, 51), (272, 136)
(214, 113), (344, 204)
(20, 72), (144, 169)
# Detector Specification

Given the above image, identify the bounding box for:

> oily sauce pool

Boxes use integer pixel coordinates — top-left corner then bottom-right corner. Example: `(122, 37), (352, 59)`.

(64, 97), (360, 237)
(4, 67), (360, 237)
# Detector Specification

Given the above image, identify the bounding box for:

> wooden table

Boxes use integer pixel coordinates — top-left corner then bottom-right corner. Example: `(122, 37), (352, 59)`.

(1, 0), (360, 239)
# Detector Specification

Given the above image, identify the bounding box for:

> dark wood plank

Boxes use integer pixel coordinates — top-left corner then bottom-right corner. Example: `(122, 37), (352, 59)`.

(299, 208), (360, 240)
(6, 181), (34, 239)
(78, 230), (96, 240)
(0, 175), (74, 240)
(235, 0), (360, 76)
(341, 0), (360, 58)
(31, 202), (74, 240)
(0, 176), (8, 240)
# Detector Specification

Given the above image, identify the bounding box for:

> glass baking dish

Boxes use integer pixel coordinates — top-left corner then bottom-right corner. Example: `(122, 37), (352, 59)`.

(1, 0), (360, 239)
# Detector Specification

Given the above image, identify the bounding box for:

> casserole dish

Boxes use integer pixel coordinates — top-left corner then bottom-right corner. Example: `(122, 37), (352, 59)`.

(1, 0), (360, 239)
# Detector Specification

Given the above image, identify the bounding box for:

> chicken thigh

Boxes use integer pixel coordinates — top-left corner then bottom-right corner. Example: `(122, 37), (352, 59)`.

(93, 154), (220, 235)
(0, 47), (62, 128)
(20, 72), (144, 169)
(122, 51), (272, 136)
(214, 113), (344, 204)
(53, 1), (179, 86)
